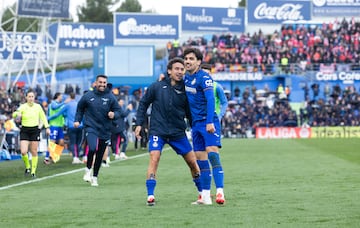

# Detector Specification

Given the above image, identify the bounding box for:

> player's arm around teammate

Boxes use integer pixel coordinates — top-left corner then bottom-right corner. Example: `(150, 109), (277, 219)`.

(135, 57), (201, 206)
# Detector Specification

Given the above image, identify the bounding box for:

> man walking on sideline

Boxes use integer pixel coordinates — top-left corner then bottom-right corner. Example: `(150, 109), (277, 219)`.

(74, 75), (121, 186)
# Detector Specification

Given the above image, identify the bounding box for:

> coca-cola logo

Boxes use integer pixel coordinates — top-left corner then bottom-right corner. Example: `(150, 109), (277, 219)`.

(254, 3), (304, 20)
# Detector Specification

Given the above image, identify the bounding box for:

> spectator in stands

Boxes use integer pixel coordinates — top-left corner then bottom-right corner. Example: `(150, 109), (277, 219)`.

(168, 18), (360, 75)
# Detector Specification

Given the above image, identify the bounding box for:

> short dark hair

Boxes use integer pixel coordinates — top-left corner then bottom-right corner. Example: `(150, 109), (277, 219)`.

(183, 47), (203, 61)
(167, 57), (184, 70)
(96, 74), (108, 80)
(25, 89), (35, 96)
(69, 92), (76, 99)
(53, 92), (61, 100)
(200, 63), (212, 71)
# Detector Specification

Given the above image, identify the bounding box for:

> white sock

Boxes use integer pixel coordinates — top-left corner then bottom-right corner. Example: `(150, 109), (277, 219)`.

(202, 190), (211, 199)
(217, 188), (224, 195)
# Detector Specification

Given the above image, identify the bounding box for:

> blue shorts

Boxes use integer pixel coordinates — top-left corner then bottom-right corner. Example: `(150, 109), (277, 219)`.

(50, 126), (64, 141)
(148, 135), (193, 156)
(192, 119), (222, 151)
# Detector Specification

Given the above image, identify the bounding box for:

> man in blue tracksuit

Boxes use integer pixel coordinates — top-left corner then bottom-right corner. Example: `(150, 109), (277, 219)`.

(74, 74), (121, 187)
(135, 57), (201, 206)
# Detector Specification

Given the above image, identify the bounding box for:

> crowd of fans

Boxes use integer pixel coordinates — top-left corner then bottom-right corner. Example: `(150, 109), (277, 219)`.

(219, 83), (360, 138)
(1, 18), (360, 150)
(1, 81), (360, 147)
(168, 18), (360, 75)
(165, 18), (360, 137)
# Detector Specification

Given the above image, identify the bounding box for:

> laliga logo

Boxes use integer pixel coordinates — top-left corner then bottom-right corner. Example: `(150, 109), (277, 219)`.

(254, 3), (304, 20)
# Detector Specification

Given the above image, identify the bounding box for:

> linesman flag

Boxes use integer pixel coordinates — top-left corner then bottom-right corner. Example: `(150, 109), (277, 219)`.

(48, 140), (64, 163)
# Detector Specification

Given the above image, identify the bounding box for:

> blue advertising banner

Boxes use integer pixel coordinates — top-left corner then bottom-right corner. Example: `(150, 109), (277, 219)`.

(17, 0), (70, 18)
(114, 13), (179, 40)
(181, 7), (245, 33)
(0, 33), (47, 60)
(49, 23), (113, 49)
(248, 0), (311, 24)
(312, 0), (360, 17)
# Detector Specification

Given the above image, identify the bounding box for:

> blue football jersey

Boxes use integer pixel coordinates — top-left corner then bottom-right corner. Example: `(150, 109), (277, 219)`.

(184, 69), (215, 123)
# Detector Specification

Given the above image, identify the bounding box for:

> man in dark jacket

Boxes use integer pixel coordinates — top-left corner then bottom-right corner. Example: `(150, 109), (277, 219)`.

(74, 74), (121, 187)
(135, 57), (200, 206)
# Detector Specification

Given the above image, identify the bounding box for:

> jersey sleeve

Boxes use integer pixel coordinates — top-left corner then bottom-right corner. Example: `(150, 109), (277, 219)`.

(201, 75), (215, 124)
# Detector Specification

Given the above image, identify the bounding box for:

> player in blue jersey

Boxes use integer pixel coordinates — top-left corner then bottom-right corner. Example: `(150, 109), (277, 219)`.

(184, 47), (225, 205)
(135, 57), (201, 206)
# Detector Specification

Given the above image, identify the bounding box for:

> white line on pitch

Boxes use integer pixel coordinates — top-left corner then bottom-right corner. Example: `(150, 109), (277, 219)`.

(0, 153), (149, 191)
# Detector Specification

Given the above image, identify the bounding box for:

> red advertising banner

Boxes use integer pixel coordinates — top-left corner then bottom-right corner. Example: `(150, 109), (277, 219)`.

(256, 127), (312, 139)
(256, 127), (360, 139)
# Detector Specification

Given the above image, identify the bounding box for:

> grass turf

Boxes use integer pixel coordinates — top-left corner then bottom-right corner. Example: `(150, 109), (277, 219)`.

(0, 138), (359, 227)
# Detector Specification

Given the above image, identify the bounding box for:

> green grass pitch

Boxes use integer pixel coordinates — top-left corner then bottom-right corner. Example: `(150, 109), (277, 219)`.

(0, 138), (359, 227)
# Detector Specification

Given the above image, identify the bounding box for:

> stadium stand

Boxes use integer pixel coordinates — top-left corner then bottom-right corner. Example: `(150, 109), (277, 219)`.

(1, 18), (360, 155)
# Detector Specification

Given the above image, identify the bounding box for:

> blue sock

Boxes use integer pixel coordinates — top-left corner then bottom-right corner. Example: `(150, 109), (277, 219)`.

(197, 160), (211, 190)
(208, 152), (224, 188)
(193, 175), (202, 192)
(45, 151), (49, 159)
(146, 179), (156, 196)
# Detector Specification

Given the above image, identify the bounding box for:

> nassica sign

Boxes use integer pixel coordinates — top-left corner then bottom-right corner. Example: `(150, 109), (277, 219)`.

(312, 0), (360, 17)
(181, 7), (245, 33)
(248, 0), (311, 24)
(0, 33), (47, 60)
(17, 0), (70, 18)
(114, 13), (179, 40)
(49, 23), (113, 49)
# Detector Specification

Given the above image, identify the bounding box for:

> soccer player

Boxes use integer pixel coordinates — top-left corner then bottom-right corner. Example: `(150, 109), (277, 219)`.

(48, 92), (83, 164)
(184, 47), (225, 205)
(134, 57), (201, 206)
(74, 74), (122, 186)
(44, 92), (66, 165)
(13, 89), (50, 178)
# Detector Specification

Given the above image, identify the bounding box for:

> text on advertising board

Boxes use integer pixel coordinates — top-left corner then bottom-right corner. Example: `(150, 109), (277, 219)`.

(185, 9), (213, 23)
(256, 127), (311, 139)
(254, 3), (304, 20)
(0, 33), (47, 60)
(316, 72), (360, 82)
(118, 18), (176, 36)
